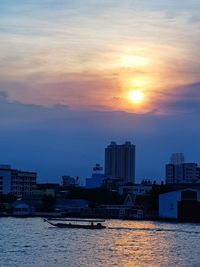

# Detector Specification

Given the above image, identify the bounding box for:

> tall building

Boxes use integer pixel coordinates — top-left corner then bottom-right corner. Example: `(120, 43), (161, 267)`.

(105, 141), (135, 184)
(0, 165), (37, 197)
(166, 154), (200, 184)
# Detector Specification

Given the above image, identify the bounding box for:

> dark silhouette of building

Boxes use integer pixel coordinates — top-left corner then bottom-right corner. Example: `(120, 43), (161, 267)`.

(166, 154), (200, 184)
(105, 141), (135, 184)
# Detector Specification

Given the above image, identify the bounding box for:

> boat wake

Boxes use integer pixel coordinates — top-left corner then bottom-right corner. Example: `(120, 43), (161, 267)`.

(108, 227), (200, 234)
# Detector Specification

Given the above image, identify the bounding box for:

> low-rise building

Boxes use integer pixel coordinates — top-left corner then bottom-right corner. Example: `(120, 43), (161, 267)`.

(13, 200), (34, 216)
(159, 189), (200, 221)
(0, 165), (37, 197)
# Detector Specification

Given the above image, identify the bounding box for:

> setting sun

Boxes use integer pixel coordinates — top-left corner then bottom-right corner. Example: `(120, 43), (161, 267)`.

(128, 90), (144, 104)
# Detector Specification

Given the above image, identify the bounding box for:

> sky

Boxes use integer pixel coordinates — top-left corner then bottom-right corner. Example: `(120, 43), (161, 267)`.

(0, 0), (200, 183)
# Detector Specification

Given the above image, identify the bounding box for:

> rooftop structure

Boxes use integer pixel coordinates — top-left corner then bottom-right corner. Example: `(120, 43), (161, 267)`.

(170, 153), (185, 165)
(85, 164), (105, 189)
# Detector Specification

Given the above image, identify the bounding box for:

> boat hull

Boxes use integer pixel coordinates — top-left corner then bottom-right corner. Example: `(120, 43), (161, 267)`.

(45, 219), (106, 229)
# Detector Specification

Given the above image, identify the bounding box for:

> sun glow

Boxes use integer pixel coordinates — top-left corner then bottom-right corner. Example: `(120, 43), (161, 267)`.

(120, 55), (150, 68)
(130, 78), (148, 88)
(128, 90), (144, 104)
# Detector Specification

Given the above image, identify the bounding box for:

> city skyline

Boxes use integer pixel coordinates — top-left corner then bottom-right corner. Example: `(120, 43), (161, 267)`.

(1, 1), (200, 182)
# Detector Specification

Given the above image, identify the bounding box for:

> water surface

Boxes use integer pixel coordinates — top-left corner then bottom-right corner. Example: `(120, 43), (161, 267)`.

(0, 218), (199, 267)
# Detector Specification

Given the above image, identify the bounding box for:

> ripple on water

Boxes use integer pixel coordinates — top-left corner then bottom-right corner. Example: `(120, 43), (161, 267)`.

(0, 218), (200, 267)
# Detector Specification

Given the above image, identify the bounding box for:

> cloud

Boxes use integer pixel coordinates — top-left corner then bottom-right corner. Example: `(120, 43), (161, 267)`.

(0, 90), (8, 99)
(1, 1), (200, 182)
(0, 90), (71, 127)
(0, 91), (200, 183)
(154, 82), (200, 114)
(0, 1), (200, 118)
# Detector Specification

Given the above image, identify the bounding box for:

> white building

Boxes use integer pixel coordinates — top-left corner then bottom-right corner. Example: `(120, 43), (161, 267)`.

(159, 189), (200, 220)
(0, 165), (37, 197)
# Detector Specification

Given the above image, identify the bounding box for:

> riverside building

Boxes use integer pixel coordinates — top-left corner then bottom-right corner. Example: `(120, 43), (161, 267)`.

(105, 141), (135, 184)
(0, 165), (37, 197)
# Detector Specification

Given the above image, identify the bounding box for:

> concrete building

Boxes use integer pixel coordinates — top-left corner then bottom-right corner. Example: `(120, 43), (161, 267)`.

(166, 162), (200, 184)
(0, 165), (37, 197)
(85, 164), (105, 189)
(105, 141), (135, 184)
(166, 153), (200, 184)
(159, 189), (200, 221)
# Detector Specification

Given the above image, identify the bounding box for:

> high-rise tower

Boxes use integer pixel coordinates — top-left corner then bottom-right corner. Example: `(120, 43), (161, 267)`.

(105, 141), (135, 184)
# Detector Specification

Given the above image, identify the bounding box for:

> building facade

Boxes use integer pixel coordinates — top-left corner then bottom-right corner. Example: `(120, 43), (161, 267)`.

(105, 141), (135, 184)
(166, 163), (200, 184)
(166, 153), (200, 184)
(0, 165), (37, 197)
(159, 189), (200, 220)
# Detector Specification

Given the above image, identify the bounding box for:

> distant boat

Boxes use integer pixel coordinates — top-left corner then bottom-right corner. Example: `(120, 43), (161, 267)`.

(44, 218), (106, 229)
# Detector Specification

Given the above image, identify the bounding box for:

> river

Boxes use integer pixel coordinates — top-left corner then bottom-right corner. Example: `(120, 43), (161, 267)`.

(0, 218), (199, 267)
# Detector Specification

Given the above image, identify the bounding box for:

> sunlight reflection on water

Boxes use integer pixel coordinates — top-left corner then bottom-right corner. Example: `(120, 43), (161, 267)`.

(0, 218), (199, 267)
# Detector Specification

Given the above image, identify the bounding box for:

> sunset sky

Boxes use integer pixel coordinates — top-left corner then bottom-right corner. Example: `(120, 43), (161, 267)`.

(1, 0), (200, 182)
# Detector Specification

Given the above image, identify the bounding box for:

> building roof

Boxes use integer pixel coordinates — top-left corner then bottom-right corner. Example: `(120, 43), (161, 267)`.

(160, 188), (200, 196)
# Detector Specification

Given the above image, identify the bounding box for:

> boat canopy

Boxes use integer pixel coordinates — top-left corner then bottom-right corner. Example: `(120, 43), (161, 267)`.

(47, 218), (105, 222)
